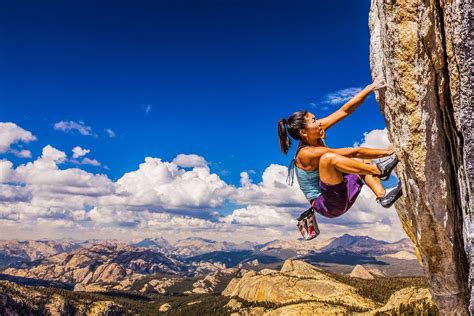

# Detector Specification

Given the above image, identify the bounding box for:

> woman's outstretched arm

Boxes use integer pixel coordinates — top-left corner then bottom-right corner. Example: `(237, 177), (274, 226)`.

(301, 144), (394, 160)
(348, 145), (394, 159)
(319, 76), (386, 131)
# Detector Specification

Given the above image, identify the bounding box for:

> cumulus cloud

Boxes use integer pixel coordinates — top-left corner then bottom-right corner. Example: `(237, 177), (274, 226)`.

(231, 164), (307, 207)
(0, 125), (407, 243)
(70, 158), (102, 167)
(222, 205), (295, 227)
(172, 154), (208, 168)
(0, 160), (16, 182)
(354, 128), (390, 148)
(10, 149), (32, 158)
(54, 120), (97, 137)
(41, 145), (67, 163)
(0, 144), (116, 236)
(0, 122), (37, 157)
(72, 146), (90, 159)
(70, 146), (102, 167)
(0, 184), (32, 202)
(239, 171), (252, 187)
(36, 218), (80, 229)
(113, 156), (234, 212)
(14, 145), (113, 196)
(80, 158), (101, 167)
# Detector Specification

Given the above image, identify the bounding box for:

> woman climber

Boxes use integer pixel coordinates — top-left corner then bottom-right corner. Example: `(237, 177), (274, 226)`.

(277, 76), (402, 240)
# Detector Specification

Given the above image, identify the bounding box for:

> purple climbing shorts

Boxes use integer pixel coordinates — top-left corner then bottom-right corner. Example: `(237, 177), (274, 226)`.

(311, 173), (364, 218)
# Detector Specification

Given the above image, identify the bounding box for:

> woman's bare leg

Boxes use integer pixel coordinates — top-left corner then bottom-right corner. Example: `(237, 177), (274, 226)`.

(356, 159), (385, 198)
(319, 152), (381, 185)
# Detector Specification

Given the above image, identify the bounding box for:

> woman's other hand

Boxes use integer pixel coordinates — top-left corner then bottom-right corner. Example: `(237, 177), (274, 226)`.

(370, 76), (387, 91)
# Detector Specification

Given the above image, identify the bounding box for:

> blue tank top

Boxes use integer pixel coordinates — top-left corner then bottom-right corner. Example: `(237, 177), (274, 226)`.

(287, 155), (321, 201)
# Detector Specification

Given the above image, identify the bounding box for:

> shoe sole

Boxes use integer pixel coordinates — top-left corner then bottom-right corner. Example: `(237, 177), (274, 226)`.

(381, 187), (403, 208)
(378, 158), (399, 181)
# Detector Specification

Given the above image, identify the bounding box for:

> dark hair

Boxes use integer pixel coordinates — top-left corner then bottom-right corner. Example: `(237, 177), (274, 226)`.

(277, 110), (308, 155)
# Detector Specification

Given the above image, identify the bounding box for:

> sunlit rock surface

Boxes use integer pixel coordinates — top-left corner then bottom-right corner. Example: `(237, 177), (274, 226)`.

(223, 259), (378, 311)
(0, 280), (124, 315)
(373, 287), (433, 314)
(349, 265), (376, 279)
(369, 0), (472, 313)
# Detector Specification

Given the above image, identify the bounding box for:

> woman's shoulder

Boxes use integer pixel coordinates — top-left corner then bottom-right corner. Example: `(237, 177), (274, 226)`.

(297, 144), (327, 157)
(296, 145), (325, 171)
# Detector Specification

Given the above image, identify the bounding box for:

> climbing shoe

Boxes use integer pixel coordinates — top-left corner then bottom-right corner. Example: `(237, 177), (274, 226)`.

(376, 182), (403, 208)
(375, 155), (399, 181)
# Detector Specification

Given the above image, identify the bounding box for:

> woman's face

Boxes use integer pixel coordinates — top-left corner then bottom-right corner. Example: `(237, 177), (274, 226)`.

(302, 112), (325, 140)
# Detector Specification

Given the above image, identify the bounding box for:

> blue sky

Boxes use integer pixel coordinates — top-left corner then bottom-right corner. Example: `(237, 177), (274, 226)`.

(1, 0), (385, 183)
(0, 1), (404, 242)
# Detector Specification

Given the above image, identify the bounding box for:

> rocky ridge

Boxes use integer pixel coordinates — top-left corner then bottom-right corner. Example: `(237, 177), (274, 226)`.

(2, 242), (185, 288)
(224, 259), (378, 311)
(0, 280), (124, 315)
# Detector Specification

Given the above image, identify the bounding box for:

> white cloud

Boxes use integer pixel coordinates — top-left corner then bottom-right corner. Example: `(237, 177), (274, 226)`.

(70, 158), (102, 167)
(105, 128), (116, 138)
(172, 154), (208, 168)
(0, 160), (16, 182)
(320, 87), (363, 105)
(14, 145), (113, 195)
(0, 184), (32, 202)
(222, 205), (294, 227)
(239, 171), (252, 187)
(231, 164), (307, 207)
(70, 146), (102, 167)
(36, 218), (80, 229)
(10, 149), (32, 158)
(0, 122), (37, 157)
(80, 158), (101, 167)
(41, 145), (67, 163)
(354, 128), (390, 148)
(0, 125), (407, 243)
(72, 146), (90, 159)
(54, 120), (97, 137)
(113, 156), (234, 211)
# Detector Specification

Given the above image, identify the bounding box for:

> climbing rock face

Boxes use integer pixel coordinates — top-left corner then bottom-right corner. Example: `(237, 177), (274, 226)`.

(369, 0), (472, 314)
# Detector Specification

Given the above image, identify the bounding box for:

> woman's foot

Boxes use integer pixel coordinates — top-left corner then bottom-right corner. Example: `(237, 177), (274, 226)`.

(376, 182), (403, 208)
(375, 155), (399, 181)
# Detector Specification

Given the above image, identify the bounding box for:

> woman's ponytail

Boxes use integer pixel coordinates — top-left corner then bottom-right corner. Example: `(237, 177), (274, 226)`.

(277, 110), (308, 155)
(278, 118), (292, 155)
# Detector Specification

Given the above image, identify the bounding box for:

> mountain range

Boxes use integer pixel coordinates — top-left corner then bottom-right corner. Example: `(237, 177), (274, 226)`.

(0, 234), (416, 270)
(0, 234), (429, 314)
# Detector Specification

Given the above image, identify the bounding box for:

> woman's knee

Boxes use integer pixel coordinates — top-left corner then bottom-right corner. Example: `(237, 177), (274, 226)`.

(319, 152), (339, 166)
